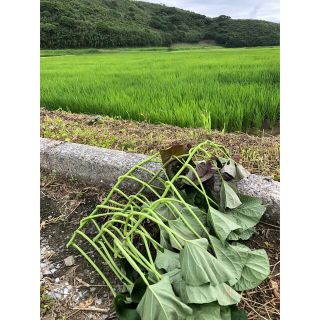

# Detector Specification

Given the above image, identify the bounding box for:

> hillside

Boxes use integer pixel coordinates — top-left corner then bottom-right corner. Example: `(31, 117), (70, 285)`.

(40, 0), (280, 49)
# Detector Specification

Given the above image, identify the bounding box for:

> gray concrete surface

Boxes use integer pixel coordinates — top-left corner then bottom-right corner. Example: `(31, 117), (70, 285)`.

(237, 174), (280, 225)
(41, 138), (280, 224)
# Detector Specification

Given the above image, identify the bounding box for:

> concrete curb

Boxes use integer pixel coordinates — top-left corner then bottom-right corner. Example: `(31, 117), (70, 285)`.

(40, 138), (280, 225)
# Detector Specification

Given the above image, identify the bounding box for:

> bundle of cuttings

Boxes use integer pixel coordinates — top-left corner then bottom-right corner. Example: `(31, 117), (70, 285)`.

(67, 141), (270, 319)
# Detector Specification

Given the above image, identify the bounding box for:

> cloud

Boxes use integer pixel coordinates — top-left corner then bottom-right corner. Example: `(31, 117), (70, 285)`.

(146, 0), (280, 22)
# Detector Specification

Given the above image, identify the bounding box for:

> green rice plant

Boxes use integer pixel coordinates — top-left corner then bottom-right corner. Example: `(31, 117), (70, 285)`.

(41, 47), (280, 132)
(68, 141), (270, 319)
(200, 110), (211, 132)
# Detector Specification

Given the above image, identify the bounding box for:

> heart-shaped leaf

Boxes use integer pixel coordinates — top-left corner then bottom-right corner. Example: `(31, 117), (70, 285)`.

(155, 249), (180, 272)
(228, 196), (266, 230)
(183, 282), (241, 305)
(211, 238), (269, 290)
(213, 283), (241, 306)
(217, 157), (229, 168)
(180, 238), (233, 286)
(232, 244), (270, 291)
(169, 269), (240, 305)
(210, 236), (244, 286)
(167, 207), (207, 250)
(220, 180), (242, 209)
(186, 303), (245, 320)
(137, 277), (192, 320)
(160, 228), (172, 250)
(208, 207), (241, 244)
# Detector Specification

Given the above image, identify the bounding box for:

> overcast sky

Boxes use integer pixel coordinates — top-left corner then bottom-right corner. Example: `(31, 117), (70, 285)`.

(146, 0), (280, 22)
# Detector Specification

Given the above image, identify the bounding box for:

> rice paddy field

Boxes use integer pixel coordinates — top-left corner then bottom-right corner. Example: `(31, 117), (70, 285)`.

(40, 47), (279, 132)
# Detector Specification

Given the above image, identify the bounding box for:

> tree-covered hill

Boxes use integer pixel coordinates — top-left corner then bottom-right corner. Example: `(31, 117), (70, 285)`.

(40, 0), (280, 49)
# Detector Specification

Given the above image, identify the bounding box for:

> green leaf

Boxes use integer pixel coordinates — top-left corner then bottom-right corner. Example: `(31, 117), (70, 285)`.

(211, 237), (269, 290)
(208, 196), (265, 243)
(186, 303), (244, 320)
(220, 180), (242, 209)
(182, 206), (207, 224)
(231, 306), (248, 320)
(160, 228), (172, 250)
(167, 207), (208, 250)
(155, 249), (180, 272)
(167, 269), (185, 298)
(168, 218), (199, 250)
(228, 228), (256, 241)
(220, 306), (232, 320)
(169, 269), (240, 305)
(180, 238), (233, 286)
(213, 283), (242, 306)
(137, 277), (192, 320)
(185, 283), (240, 305)
(186, 302), (221, 320)
(210, 236), (244, 286)
(208, 207), (241, 244)
(229, 196), (266, 230)
(163, 268), (184, 297)
(152, 200), (186, 221)
(220, 306), (248, 320)
(179, 188), (197, 206)
(231, 244), (270, 291)
(235, 163), (250, 181)
(114, 294), (140, 320)
(147, 270), (159, 284)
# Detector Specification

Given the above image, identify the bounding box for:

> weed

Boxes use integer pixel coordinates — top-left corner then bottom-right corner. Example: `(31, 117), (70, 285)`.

(201, 110), (212, 133)
(40, 285), (54, 316)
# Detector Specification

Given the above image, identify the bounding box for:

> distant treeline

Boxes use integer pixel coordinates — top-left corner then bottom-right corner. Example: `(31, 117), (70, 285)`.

(40, 0), (280, 49)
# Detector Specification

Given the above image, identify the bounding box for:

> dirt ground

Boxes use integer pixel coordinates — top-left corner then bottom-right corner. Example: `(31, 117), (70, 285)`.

(41, 174), (119, 320)
(40, 173), (280, 320)
(40, 109), (280, 181)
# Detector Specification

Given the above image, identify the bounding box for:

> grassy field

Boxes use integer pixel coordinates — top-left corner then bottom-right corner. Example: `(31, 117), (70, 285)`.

(41, 47), (279, 132)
